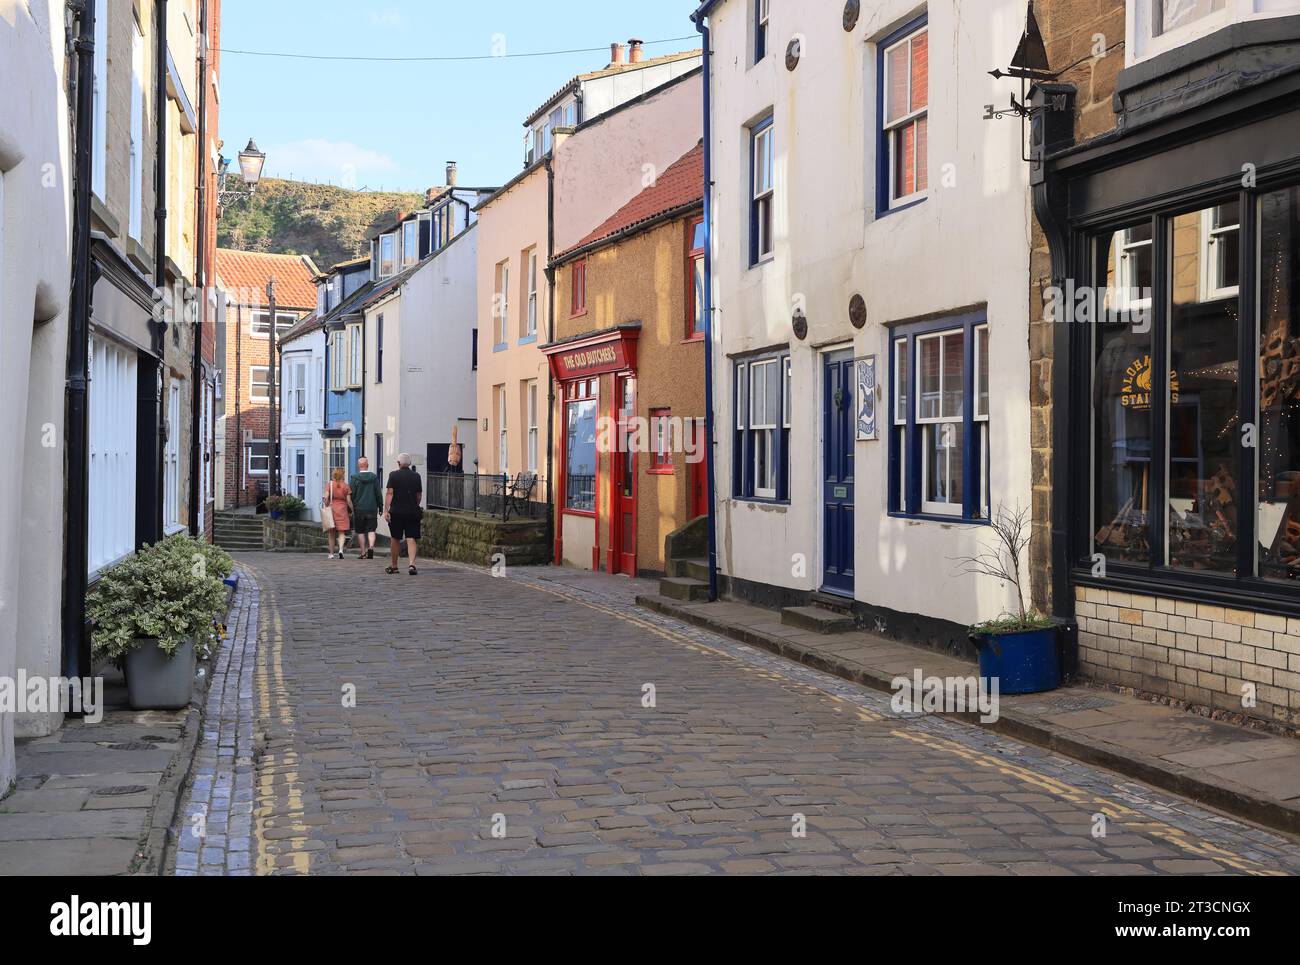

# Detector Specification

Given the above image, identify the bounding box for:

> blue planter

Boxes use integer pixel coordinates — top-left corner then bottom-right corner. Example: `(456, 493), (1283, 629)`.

(976, 627), (1059, 695)
(270, 510), (283, 520)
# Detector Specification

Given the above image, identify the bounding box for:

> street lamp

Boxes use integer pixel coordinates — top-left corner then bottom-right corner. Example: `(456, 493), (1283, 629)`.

(217, 138), (267, 211)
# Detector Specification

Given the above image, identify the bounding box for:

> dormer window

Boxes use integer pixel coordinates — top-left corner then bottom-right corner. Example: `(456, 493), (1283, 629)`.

(379, 232), (396, 277)
(402, 220), (418, 266)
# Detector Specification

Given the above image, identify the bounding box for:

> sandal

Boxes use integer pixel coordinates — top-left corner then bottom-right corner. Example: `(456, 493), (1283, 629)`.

(385, 566), (399, 574)
(408, 565), (418, 575)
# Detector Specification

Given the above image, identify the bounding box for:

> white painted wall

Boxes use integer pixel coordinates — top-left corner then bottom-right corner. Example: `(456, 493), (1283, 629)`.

(278, 329), (325, 520)
(706, 0), (1033, 629)
(0, 0), (73, 778)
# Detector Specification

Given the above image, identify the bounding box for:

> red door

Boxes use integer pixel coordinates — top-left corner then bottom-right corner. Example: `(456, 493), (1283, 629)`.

(688, 417), (708, 519)
(611, 374), (637, 575)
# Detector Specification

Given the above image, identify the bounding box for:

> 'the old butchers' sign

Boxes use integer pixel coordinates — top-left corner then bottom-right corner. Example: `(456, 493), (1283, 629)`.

(545, 331), (637, 380)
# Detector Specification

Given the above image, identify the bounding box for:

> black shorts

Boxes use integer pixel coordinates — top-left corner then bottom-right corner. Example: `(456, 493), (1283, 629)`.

(388, 511), (422, 542)
(354, 512), (378, 534)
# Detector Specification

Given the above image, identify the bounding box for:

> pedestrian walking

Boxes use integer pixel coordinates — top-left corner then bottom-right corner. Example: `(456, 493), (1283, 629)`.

(384, 452), (423, 575)
(349, 456), (382, 559)
(324, 467), (353, 560)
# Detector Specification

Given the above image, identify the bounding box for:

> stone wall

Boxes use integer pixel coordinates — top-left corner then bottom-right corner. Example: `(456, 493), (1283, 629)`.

(262, 517), (330, 552)
(417, 510), (550, 567)
(1076, 587), (1300, 728)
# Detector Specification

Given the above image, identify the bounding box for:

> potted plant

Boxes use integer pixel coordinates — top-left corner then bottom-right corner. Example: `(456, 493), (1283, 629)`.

(277, 494), (307, 520)
(87, 534), (234, 709)
(953, 503), (1059, 694)
(265, 494), (285, 519)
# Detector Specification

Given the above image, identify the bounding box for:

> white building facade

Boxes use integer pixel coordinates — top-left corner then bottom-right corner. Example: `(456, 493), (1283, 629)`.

(278, 324), (326, 521)
(700, 0), (1035, 646)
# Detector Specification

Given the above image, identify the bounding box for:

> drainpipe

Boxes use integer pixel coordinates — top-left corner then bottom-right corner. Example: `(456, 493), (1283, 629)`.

(695, 12), (719, 602)
(189, 0), (208, 536)
(543, 154), (557, 555)
(153, 0), (168, 539)
(233, 301), (242, 507)
(63, 0), (98, 681)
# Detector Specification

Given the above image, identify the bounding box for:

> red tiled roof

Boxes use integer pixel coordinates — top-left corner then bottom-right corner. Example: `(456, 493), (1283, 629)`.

(558, 141), (703, 260)
(215, 249), (318, 309)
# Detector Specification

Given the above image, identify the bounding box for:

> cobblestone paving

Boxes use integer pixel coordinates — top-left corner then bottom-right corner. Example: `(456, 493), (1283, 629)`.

(177, 552), (1300, 876)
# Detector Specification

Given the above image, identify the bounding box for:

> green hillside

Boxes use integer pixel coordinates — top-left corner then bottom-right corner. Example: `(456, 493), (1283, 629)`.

(216, 178), (426, 270)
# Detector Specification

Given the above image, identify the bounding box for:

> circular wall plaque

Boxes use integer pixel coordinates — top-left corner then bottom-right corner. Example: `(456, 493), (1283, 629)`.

(785, 37), (801, 71)
(849, 293), (867, 329)
(792, 309), (808, 340)
(843, 0), (861, 32)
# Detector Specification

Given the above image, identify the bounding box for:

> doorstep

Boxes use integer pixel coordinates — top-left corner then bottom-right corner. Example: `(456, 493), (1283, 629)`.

(637, 593), (1300, 838)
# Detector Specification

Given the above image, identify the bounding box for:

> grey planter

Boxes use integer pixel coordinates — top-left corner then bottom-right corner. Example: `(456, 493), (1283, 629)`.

(124, 637), (197, 710)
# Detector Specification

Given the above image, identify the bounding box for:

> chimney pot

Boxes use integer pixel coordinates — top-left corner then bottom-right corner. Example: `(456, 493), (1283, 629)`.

(610, 42), (624, 65)
(627, 38), (644, 63)
(446, 161), (458, 186)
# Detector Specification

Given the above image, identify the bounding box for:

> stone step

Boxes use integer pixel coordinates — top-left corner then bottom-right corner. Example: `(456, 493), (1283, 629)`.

(659, 576), (709, 602)
(681, 558), (711, 582)
(810, 591), (855, 616)
(781, 605), (854, 634)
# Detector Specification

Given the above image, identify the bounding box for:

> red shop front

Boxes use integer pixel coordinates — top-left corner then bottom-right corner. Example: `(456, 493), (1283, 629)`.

(542, 325), (640, 574)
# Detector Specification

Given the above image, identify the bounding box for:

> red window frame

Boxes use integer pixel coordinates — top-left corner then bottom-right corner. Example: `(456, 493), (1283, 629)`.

(571, 258), (587, 316)
(686, 217), (705, 340)
(649, 407), (674, 473)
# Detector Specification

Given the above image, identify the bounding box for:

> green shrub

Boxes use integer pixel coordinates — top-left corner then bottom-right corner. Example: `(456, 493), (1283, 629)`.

(87, 534), (234, 661)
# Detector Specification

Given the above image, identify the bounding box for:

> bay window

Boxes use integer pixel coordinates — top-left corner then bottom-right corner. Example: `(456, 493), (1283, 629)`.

(347, 323), (362, 387)
(1128, 0), (1300, 64)
(890, 312), (988, 520)
(733, 352), (790, 501)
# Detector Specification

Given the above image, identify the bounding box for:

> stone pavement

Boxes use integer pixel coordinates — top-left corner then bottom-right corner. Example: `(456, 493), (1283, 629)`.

(173, 551), (1300, 875)
(0, 673), (186, 875)
(639, 591), (1300, 836)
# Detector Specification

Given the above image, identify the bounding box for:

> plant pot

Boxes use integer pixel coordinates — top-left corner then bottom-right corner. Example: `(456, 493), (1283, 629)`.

(975, 627), (1059, 695)
(269, 509), (283, 520)
(284, 510), (301, 521)
(124, 637), (197, 710)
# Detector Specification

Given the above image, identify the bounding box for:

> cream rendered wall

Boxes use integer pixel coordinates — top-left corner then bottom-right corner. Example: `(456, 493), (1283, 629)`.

(708, 0), (1033, 629)
(475, 168), (551, 483)
(1, 0), (73, 775)
(552, 71), (703, 253)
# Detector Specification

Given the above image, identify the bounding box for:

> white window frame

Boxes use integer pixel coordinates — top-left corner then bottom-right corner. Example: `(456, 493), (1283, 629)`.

(88, 334), (138, 574)
(1125, 0), (1294, 65)
(327, 437), (348, 475)
(92, 6), (108, 201)
(164, 381), (182, 532)
(527, 380), (539, 473)
(329, 331), (344, 389)
(289, 358), (307, 416)
(402, 219), (418, 265)
(128, 21), (145, 239)
(915, 328), (965, 516)
(347, 323), (362, 387)
(379, 232), (396, 277)
(246, 439), (269, 479)
(974, 325), (990, 520)
(750, 358), (779, 498)
(291, 447), (307, 499)
(882, 26), (929, 208)
(496, 260), (510, 345)
(894, 338), (909, 505)
(1115, 224), (1154, 312)
(526, 249), (538, 336)
(250, 311), (297, 339)
(751, 122), (774, 263)
(1200, 202), (1241, 301)
(782, 356), (792, 429)
(755, 0), (770, 63)
(498, 384), (509, 476)
(249, 365), (270, 402)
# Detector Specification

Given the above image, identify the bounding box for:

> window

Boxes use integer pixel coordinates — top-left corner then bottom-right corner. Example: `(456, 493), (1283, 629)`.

(291, 449), (307, 499)
(347, 323), (362, 387)
(249, 365), (270, 402)
(376, 314), (384, 383)
(471, 327), (478, 370)
(290, 359), (307, 416)
(88, 335), (138, 573)
(128, 21), (144, 238)
(374, 433), (384, 482)
(247, 439), (269, 478)
(1201, 200), (1240, 300)
(688, 217), (706, 338)
(329, 330), (346, 389)
(880, 19), (928, 210)
(890, 313), (988, 520)
(565, 379), (599, 511)
(379, 232), (396, 277)
(755, 0), (769, 62)
(750, 118), (774, 264)
(92, 5), (107, 200)
(403, 220), (418, 265)
(495, 259), (510, 345)
(527, 380), (539, 473)
(1127, 0), (1296, 63)
(526, 249), (538, 337)
(250, 311), (296, 338)
(571, 258), (587, 315)
(733, 352), (789, 500)
(650, 408), (674, 473)
(496, 384), (509, 476)
(327, 438), (348, 475)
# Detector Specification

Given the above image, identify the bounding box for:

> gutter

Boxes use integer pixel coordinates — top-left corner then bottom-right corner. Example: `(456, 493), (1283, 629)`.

(63, 0), (98, 681)
(189, 0), (208, 537)
(153, 0), (168, 540)
(543, 153), (557, 555)
(694, 11), (719, 602)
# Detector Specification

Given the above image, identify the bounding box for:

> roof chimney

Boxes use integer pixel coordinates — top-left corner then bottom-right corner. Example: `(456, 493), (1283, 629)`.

(627, 38), (644, 63)
(609, 41), (625, 65)
(446, 161), (458, 186)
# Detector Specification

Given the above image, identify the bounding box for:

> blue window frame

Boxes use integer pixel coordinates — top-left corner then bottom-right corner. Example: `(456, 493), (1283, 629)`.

(875, 12), (929, 218)
(754, 0), (769, 63)
(889, 311), (989, 521)
(749, 114), (774, 266)
(733, 351), (790, 501)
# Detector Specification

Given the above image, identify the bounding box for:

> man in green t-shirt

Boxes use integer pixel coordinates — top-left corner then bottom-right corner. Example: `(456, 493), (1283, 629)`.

(349, 457), (383, 559)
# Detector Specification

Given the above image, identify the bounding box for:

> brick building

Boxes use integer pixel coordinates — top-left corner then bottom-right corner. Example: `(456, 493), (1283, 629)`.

(215, 249), (317, 509)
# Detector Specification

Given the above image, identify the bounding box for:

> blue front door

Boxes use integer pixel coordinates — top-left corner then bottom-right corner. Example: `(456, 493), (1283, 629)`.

(822, 350), (854, 595)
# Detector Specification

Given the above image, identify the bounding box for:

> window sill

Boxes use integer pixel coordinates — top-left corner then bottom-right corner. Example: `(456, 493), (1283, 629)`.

(570, 308), (588, 319)
(729, 496), (788, 508)
(682, 333), (706, 344)
(876, 194), (927, 220)
(518, 334), (538, 346)
(1071, 566), (1300, 620)
(492, 342), (509, 353)
(646, 467), (675, 476)
(748, 255), (774, 271)
(562, 508), (597, 518)
(888, 510), (989, 526)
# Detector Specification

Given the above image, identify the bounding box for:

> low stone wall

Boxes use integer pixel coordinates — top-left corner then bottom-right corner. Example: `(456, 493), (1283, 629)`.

(262, 517), (330, 552)
(417, 510), (550, 567)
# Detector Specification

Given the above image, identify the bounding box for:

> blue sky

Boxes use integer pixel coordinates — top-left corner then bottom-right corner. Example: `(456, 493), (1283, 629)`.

(218, 0), (700, 193)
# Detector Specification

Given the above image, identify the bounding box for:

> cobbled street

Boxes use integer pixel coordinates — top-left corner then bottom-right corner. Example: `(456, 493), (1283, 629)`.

(173, 553), (1300, 876)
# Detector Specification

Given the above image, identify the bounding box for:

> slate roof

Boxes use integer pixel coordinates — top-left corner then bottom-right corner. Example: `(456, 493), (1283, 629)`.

(215, 249), (318, 308)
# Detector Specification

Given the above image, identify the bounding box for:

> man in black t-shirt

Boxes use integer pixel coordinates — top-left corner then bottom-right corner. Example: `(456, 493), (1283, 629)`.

(384, 452), (424, 574)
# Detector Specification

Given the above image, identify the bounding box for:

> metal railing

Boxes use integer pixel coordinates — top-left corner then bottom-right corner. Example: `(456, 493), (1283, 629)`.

(426, 471), (549, 521)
